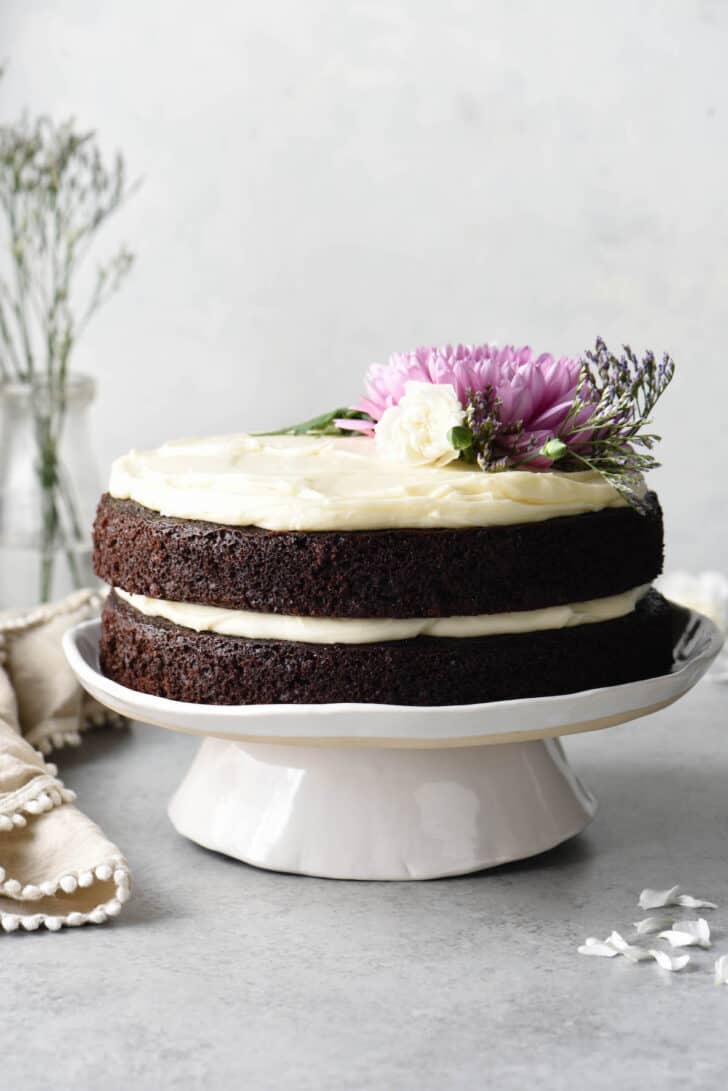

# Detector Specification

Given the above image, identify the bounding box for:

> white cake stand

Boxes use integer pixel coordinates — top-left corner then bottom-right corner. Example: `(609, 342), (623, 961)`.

(64, 607), (722, 880)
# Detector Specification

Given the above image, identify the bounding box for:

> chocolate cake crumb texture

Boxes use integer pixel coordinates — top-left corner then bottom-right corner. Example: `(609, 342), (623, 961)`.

(94, 493), (664, 619)
(100, 588), (675, 707)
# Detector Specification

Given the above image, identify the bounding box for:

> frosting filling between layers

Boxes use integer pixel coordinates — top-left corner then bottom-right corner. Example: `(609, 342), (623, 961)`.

(114, 585), (651, 644)
(108, 433), (635, 531)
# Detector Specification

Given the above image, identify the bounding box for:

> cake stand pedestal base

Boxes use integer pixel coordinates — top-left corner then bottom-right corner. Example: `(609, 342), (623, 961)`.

(167, 737), (597, 880)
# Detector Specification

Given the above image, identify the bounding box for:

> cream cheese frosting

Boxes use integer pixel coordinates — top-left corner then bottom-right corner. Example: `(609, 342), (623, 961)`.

(108, 433), (633, 531)
(115, 585), (650, 644)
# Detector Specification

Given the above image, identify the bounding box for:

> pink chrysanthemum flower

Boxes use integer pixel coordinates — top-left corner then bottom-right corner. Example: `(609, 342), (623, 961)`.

(338, 343), (593, 469)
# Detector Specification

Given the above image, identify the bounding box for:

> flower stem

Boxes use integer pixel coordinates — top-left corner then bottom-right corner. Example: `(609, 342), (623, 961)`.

(33, 394), (85, 601)
(39, 478), (58, 602)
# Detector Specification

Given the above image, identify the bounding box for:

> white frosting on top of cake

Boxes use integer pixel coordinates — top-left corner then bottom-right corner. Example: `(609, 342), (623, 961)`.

(115, 585), (649, 644)
(108, 433), (633, 531)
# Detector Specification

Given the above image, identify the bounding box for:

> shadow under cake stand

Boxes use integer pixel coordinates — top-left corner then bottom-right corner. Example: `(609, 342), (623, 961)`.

(64, 607), (722, 881)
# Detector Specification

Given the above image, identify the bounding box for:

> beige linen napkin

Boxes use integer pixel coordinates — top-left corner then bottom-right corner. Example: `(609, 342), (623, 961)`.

(0, 590), (131, 933)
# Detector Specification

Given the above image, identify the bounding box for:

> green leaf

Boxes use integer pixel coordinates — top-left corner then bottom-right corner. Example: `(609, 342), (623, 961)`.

(257, 407), (373, 437)
(448, 425), (473, 451)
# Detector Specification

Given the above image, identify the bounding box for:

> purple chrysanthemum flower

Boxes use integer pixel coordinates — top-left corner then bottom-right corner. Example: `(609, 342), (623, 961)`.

(340, 343), (595, 469)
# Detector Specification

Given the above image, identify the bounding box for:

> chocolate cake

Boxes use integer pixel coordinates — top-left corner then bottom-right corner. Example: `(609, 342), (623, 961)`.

(94, 431), (675, 706)
(101, 587), (673, 706)
(94, 493), (664, 618)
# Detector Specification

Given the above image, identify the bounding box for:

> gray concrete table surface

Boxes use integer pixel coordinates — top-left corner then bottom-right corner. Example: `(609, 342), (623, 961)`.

(3, 681), (727, 1091)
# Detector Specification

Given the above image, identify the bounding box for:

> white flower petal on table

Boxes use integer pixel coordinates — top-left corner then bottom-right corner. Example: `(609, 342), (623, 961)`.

(578, 936), (620, 958)
(676, 894), (718, 910)
(638, 885), (682, 910)
(638, 885), (681, 910)
(638, 885), (717, 911)
(578, 932), (692, 971)
(649, 949), (691, 972)
(607, 930), (653, 963)
(658, 918), (711, 949)
(633, 916), (675, 935)
(714, 955), (728, 985)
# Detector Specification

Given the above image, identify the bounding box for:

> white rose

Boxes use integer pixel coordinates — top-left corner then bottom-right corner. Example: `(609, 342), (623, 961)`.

(375, 381), (465, 468)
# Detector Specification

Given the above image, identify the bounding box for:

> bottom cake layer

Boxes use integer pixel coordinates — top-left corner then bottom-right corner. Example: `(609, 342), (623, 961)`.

(100, 589), (676, 706)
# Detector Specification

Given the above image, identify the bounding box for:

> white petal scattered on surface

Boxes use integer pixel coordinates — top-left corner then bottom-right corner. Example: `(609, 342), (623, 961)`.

(675, 918), (711, 947)
(676, 894), (718, 910)
(578, 937), (620, 958)
(658, 918), (711, 949)
(650, 949), (691, 972)
(633, 916), (675, 936)
(607, 931), (653, 963)
(639, 885), (682, 910)
(637, 885), (718, 911)
(579, 931), (690, 969)
(714, 955), (728, 985)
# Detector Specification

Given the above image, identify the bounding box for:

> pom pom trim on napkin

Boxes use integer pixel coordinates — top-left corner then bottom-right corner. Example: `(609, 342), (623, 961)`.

(0, 588), (131, 933)
(0, 860), (131, 932)
(0, 754), (131, 932)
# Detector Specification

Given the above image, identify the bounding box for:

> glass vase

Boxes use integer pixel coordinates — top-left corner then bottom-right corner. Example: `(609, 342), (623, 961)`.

(0, 373), (100, 608)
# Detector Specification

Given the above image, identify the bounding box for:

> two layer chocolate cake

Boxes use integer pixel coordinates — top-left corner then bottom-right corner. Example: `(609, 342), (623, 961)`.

(94, 428), (674, 706)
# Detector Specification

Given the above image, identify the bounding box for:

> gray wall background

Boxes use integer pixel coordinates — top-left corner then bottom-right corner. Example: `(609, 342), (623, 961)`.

(2, 0), (726, 569)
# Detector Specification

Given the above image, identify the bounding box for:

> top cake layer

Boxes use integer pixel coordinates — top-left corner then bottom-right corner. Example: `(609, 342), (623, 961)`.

(108, 433), (631, 532)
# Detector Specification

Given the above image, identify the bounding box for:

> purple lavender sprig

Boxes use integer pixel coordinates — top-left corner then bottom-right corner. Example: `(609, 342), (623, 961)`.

(462, 387), (542, 471)
(546, 338), (676, 511)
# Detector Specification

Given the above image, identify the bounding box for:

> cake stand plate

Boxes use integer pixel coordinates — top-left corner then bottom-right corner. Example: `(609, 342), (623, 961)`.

(64, 607), (722, 880)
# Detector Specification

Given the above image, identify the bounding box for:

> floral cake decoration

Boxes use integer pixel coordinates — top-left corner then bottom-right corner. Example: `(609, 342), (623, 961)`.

(270, 338), (675, 512)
